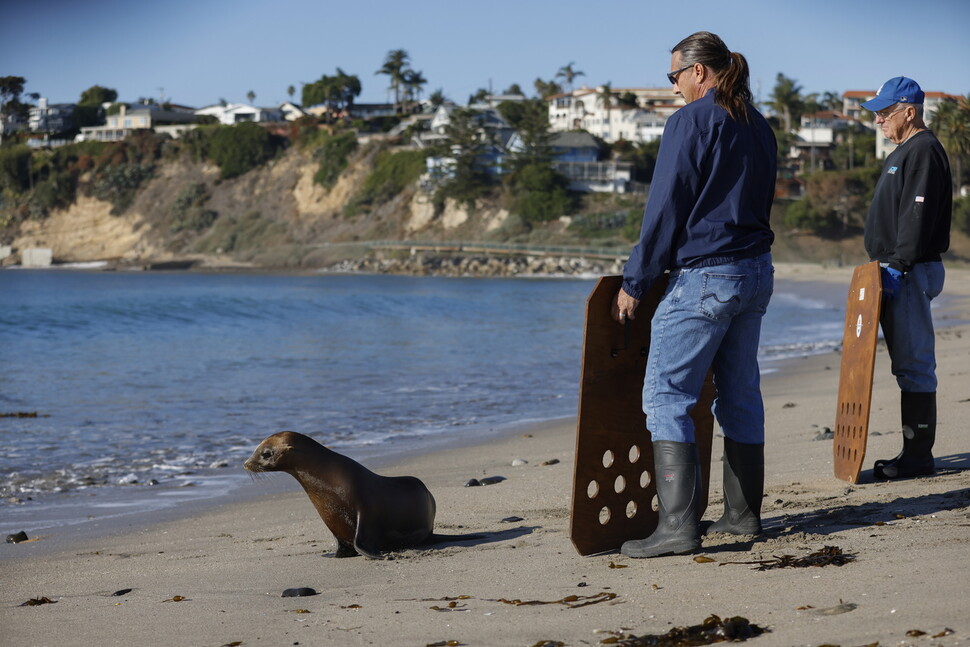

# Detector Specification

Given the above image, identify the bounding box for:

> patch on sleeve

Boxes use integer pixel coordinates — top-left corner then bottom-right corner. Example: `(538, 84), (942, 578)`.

(888, 166), (898, 174)
(915, 196), (925, 203)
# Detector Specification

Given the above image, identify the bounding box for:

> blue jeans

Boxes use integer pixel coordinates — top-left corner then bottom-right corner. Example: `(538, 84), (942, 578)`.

(644, 253), (774, 444)
(880, 262), (944, 393)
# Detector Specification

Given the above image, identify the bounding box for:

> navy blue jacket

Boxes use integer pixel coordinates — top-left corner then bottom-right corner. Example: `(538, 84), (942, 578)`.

(622, 89), (776, 300)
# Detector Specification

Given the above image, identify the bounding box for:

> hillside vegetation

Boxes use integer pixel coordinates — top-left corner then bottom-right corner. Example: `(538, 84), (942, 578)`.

(2, 128), (968, 271)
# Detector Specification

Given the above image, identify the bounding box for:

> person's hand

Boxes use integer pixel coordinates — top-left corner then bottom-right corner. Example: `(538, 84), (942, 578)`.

(881, 267), (903, 299)
(612, 289), (640, 323)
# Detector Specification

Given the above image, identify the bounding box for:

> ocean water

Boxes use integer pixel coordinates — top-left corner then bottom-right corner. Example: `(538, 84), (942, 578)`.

(0, 269), (848, 536)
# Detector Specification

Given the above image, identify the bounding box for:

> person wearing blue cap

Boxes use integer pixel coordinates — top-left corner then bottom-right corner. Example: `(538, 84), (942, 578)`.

(861, 76), (952, 480)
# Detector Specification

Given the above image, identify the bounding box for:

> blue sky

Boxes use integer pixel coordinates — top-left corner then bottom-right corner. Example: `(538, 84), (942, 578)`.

(3, 0), (968, 109)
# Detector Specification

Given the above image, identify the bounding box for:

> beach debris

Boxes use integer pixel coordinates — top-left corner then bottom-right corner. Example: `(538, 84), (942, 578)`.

(597, 614), (766, 645)
(782, 402), (797, 408)
(813, 427), (835, 441)
(220, 642), (243, 647)
(6, 531), (29, 543)
(501, 516), (524, 523)
(1, 411), (44, 418)
(608, 561), (628, 569)
(112, 588), (133, 597)
(290, 609), (311, 614)
(20, 597), (57, 606)
(430, 599), (468, 612)
(162, 595), (187, 602)
(541, 459), (560, 466)
(464, 476), (506, 487)
(281, 587), (318, 597)
(512, 458), (528, 466)
(531, 642), (565, 647)
(487, 591), (618, 609)
(341, 604), (363, 609)
(693, 555), (716, 564)
(721, 545), (856, 570)
(810, 602), (858, 616)
(426, 641), (464, 647)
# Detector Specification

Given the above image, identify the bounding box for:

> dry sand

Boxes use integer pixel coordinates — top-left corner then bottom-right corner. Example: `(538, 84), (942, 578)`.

(3, 265), (969, 647)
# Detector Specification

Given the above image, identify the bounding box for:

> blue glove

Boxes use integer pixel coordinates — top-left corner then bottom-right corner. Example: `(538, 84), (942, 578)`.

(881, 267), (903, 299)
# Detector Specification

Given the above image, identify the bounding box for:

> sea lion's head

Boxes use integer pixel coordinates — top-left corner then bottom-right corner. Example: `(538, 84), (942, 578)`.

(244, 431), (301, 473)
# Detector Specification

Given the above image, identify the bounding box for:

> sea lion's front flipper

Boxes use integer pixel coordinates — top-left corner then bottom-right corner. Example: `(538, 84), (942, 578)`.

(334, 538), (358, 558)
(353, 511), (384, 559)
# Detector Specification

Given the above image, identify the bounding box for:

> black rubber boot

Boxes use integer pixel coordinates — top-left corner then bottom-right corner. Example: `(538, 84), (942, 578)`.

(621, 441), (701, 558)
(705, 438), (764, 536)
(874, 391), (936, 480)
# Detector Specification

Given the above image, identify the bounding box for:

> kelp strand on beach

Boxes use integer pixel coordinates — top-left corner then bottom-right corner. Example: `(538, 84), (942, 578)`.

(720, 545), (856, 570)
(412, 592), (619, 610)
(598, 614), (766, 646)
(490, 591), (619, 608)
(20, 597), (57, 607)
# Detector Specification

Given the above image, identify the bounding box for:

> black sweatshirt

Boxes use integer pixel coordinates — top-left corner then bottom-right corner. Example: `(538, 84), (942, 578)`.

(865, 130), (952, 273)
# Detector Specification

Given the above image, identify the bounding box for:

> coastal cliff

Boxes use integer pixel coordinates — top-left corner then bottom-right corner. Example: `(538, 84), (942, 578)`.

(4, 140), (964, 274)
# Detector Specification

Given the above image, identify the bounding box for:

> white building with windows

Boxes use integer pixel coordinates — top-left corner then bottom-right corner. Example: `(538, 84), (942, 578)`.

(28, 98), (75, 134)
(78, 103), (197, 142)
(195, 103), (283, 125)
(546, 86), (683, 144)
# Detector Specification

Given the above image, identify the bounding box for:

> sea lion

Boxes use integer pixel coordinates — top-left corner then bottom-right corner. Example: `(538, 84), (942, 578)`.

(244, 431), (437, 559)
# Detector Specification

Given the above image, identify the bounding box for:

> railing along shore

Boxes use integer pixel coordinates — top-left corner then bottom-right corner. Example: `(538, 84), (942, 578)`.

(313, 240), (631, 261)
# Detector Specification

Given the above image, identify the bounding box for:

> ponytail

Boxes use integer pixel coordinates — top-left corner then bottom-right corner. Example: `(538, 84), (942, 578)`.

(672, 32), (753, 122)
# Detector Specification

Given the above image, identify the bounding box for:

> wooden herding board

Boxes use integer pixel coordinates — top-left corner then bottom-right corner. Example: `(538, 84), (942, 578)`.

(833, 261), (883, 483)
(569, 275), (716, 556)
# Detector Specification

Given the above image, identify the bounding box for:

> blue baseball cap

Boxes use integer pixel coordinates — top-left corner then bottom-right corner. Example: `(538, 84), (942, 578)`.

(861, 77), (925, 112)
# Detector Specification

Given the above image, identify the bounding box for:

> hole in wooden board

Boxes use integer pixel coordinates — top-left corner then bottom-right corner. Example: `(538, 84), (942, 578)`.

(602, 450), (615, 469)
(614, 475), (626, 494)
(598, 506), (611, 525)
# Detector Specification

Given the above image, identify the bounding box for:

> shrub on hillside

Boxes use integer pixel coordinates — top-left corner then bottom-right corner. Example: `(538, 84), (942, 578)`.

(0, 145), (32, 193)
(207, 122), (282, 180)
(191, 210), (285, 255)
(312, 132), (358, 188)
(30, 170), (77, 217)
(345, 149), (425, 216)
(91, 163), (154, 214)
(784, 167), (881, 234)
(171, 182), (218, 232)
(508, 162), (574, 222)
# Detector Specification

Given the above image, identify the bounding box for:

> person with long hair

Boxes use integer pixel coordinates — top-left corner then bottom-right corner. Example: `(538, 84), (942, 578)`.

(612, 31), (777, 558)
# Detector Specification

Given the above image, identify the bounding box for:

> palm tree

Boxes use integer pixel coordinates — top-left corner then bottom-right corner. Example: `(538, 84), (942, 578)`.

(376, 49), (410, 113)
(555, 62), (585, 92)
(821, 91), (842, 113)
(287, 85), (295, 101)
(429, 89), (447, 109)
(770, 73), (803, 134)
(597, 83), (614, 142)
(403, 69), (427, 111)
(247, 90), (256, 105)
(930, 95), (970, 194)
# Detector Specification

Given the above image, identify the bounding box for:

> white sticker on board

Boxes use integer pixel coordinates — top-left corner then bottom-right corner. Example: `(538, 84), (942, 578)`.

(859, 287), (866, 301)
(856, 314), (863, 338)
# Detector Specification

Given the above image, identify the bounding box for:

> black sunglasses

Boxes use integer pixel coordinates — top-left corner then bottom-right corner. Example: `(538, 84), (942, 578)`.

(667, 63), (693, 85)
